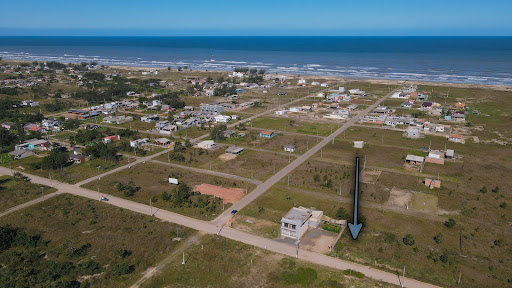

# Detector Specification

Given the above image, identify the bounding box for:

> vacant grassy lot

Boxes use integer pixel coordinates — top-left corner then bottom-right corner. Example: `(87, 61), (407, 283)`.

(141, 234), (394, 288)
(250, 116), (340, 137)
(199, 149), (291, 181)
(0, 194), (194, 287)
(1, 156), (128, 184)
(0, 175), (57, 212)
(217, 130), (321, 155)
(154, 145), (225, 167)
(82, 162), (254, 220)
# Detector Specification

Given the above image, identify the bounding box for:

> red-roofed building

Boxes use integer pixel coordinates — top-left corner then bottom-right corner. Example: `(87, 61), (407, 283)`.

(103, 135), (120, 143)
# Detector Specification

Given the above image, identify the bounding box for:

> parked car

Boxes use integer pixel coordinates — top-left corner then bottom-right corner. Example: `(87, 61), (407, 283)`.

(100, 196), (109, 201)
(231, 209), (238, 215)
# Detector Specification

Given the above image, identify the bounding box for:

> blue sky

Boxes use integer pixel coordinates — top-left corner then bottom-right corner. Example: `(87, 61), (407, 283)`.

(1, 0), (511, 36)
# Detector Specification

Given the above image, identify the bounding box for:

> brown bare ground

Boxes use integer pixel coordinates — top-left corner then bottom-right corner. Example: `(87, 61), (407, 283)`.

(218, 153), (237, 161)
(194, 183), (244, 204)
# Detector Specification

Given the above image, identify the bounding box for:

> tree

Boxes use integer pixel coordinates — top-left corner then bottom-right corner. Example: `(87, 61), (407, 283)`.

(210, 124), (227, 141)
(63, 119), (80, 130)
(433, 232), (443, 244)
(479, 186), (487, 194)
(313, 174), (320, 182)
(0, 127), (16, 153)
(161, 191), (170, 201)
(492, 186), (500, 193)
(335, 207), (349, 220)
(402, 234), (415, 246)
(185, 139), (192, 148)
(40, 144), (69, 170)
(173, 183), (193, 207)
(444, 218), (456, 228)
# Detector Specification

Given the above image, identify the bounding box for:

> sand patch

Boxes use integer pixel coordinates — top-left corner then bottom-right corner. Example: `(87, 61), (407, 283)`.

(361, 169), (382, 184)
(301, 228), (338, 254)
(194, 183), (244, 204)
(385, 187), (413, 209)
(218, 153), (237, 162)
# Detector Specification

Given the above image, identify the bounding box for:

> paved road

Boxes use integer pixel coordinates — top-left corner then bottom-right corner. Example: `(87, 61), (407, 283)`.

(214, 88), (399, 225)
(0, 166), (439, 288)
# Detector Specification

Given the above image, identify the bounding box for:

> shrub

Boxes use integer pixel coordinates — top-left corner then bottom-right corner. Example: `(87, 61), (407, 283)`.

(402, 234), (415, 246)
(444, 218), (456, 228)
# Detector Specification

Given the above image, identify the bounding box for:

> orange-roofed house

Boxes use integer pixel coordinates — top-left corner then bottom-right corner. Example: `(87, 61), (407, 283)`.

(259, 130), (275, 138)
(425, 178), (441, 189)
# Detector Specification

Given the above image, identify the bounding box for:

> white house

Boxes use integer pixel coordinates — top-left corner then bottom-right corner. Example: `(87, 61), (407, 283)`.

(196, 140), (216, 150)
(275, 109), (286, 115)
(130, 138), (149, 147)
(280, 207), (312, 240)
(284, 144), (296, 152)
(214, 115), (231, 123)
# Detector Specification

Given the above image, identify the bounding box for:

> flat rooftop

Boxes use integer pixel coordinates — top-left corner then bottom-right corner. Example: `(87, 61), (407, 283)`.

(282, 207), (312, 224)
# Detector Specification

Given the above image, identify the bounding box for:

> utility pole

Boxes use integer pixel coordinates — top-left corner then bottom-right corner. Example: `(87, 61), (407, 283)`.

(150, 199), (152, 216)
(182, 252), (186, 265)
(287, 175), (290, 186)
(41, 187), (44, 200)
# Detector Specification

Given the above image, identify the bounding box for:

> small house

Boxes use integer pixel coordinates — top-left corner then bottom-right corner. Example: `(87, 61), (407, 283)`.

(196, 140), (216, 150)
(425, 150), (445, 164)
(223, 130), (235, 138)
(284, 144), (296, 152)
(154, 138), (172, 146)
(353, 141), (364, 148)
(69, 154), (86, 164)
(225, 146), (244, 155)
(448, 134), (464, 143)
(259, 131), (275, 138)
(405, 155), (424, 166)
(2, 122), (15, 130)
(425, 178), (441, 189)
(103, 135), (120, 143)
(9, 149), (34, 160)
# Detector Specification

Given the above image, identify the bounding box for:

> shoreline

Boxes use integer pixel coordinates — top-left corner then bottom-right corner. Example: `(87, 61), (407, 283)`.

(3, 59), (511, 91)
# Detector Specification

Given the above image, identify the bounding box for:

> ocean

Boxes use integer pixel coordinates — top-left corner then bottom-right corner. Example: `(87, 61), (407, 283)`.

(0, 36), (511, 85)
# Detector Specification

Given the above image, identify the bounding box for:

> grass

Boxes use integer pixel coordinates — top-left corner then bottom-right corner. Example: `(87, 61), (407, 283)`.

(216, 130), (321, 155)
(0, 194), (194, 287)
(81, 162), (254, 220)
(197, 149), (291, 181)
(0, 175), (57, 212)
(3, 156), (129, 184)
(250, 116), (340, 137)
(141, 234), (396, 288)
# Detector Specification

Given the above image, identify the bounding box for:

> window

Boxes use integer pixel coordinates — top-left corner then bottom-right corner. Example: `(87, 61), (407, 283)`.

(291, 224), (296, 229)
(283, 223), (289, 228)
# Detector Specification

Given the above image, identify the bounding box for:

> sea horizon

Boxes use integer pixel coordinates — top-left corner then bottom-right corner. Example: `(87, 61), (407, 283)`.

(1, 36), (511, 86)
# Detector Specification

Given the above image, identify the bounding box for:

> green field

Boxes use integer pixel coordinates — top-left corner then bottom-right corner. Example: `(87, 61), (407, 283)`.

(0, 194), (194, 287)
(0, 175), (57, 212)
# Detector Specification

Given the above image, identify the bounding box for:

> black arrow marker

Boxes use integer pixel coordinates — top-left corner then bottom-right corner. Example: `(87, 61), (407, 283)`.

(348, 157), (362, 240)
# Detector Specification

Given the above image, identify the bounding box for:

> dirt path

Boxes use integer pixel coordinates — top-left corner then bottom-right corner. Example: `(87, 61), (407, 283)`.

(130, 232), (204, 288)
